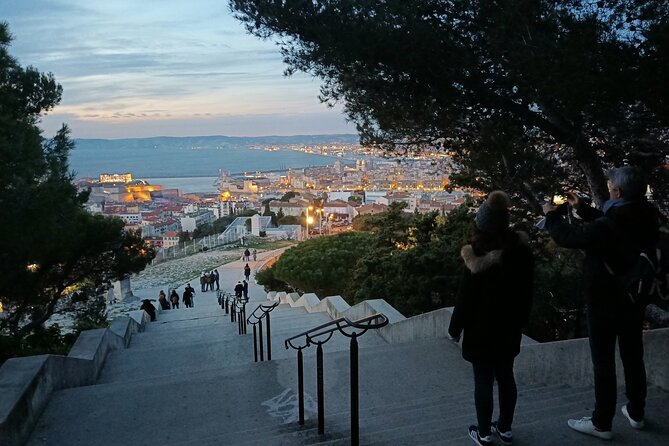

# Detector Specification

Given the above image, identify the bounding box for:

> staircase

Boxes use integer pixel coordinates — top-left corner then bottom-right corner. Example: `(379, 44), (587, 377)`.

(24, 278), (669, 445)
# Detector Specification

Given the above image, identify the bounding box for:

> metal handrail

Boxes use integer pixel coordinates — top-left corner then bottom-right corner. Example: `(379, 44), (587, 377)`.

(247, 302), (279, 362)
(229, 296), (248, 334)
(247, 302), (278, 325)
(284, 313), (388, 446)
(285, 313), (388, 350)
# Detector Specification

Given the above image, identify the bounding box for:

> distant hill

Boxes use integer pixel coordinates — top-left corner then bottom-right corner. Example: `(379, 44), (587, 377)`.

(74, 134), (360, 149)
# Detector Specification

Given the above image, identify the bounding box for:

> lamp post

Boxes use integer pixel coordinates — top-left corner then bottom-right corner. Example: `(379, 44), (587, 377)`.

(306, 205), (314, 239)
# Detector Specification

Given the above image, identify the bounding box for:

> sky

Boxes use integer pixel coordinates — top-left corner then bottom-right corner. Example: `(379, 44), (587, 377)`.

(0, 0), (356, 139)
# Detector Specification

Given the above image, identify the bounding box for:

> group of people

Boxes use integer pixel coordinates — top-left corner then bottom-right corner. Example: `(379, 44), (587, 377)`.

(242, 248), (257, 262)
(448, 166), (662, 445)
(234, 280), (249, 300)
(153, 283), (197, 312)
(200, 270), (220, 292)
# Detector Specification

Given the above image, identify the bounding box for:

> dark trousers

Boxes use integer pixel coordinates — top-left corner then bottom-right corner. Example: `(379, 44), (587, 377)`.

(587, 304), (646, 430)
(472, 358), (517, 436)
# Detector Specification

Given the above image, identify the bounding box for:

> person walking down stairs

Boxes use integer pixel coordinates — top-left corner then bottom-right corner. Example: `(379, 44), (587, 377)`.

(448, 190), (534, 446)
(244, 263), (251, 281)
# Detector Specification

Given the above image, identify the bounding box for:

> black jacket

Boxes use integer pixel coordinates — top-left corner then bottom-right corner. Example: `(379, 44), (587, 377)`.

(545, 200), (660, 309)
(448, 231), (534, 363)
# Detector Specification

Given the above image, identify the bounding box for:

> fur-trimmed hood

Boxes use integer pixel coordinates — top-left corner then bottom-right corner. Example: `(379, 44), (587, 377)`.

(461, 231), (530, 274)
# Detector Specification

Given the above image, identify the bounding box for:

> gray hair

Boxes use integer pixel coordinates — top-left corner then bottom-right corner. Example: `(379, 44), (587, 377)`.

(607, 166), (647, 200)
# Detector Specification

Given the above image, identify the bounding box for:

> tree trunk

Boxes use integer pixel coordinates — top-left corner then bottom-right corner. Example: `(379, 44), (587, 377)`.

(572, 139), (610, 208)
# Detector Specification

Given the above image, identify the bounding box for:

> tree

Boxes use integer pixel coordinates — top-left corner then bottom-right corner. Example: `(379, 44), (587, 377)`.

(230, 1), (669, 209)
(0, 23), (154, 339)
(271, 232), (374, 299)
(280, 191), (299, 202)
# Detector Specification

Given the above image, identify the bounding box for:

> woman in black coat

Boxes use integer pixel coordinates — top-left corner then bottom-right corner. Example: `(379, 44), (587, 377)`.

(448, 191), (534, 446)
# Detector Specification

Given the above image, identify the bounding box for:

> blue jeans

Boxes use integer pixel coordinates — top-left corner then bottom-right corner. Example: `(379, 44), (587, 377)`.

(472, 358), (517, 436)
(587, 303), (646, 430)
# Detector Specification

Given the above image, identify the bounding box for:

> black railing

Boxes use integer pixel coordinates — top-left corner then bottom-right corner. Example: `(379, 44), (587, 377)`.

(218, 291), (248, 335)
(247, 302), (279, 362)
(235, 298), (249, 335)
(284, 313), (389, 445)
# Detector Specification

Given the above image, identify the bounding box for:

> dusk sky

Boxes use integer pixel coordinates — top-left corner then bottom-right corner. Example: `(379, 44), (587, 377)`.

(0, 0), (356, 139)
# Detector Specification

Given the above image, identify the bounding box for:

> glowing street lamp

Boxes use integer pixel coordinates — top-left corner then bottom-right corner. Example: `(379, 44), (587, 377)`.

(306, 205), (314, 239)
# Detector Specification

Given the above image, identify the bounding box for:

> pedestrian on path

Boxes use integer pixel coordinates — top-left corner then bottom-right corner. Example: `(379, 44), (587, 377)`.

(542, 166), (660, 440)
(158, 290), (170, 310)
(244, 248), (251, 261)
(140, 299), (157, 321)
(244, 263), (251, 281)
(448, 191), (534, 446)
(242, 280), (248, 300)
(234, 281), (244, 299)
(199, 272), (206, 292)
(213, 269), (220, 290)
(170, 289), (179, 309)
(183, 287), (193, 308)
(252, 249), (257, 261)
(185, 283), (196, 307)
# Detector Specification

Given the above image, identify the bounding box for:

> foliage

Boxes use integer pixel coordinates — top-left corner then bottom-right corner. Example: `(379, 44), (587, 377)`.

(271, 232), (375, 299)
(255, 264), (294, 293)
(230, 0), (669, 209)
(280, 191), (299, 202)
(351, 212), (390, 232)
(0, 24), (154, 340)
(278, 215), (301, 226)
(351, 203), (474, 315)
(529, 234), (587, 341)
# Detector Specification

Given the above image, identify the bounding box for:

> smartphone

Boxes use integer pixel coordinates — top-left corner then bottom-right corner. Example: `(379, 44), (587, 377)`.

(552, 195), (567, 205)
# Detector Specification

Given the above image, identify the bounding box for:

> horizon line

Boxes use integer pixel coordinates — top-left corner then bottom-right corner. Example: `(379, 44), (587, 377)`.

(72, 132), (360, 141)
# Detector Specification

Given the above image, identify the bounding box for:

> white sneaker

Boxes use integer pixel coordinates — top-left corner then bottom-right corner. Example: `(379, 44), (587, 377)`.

(621, 405), (645, 429)
(567, 417), (613, 440)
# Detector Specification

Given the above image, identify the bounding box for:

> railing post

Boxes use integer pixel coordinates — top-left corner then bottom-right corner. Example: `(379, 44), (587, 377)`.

(317, 343), (325, 436)
(253, 324), (258, 362)
(243, 303), (247, 334)
(350, 333), (359, 446)
(266, 312), (272, 360)
(258, 320), (264, 361)
(298, 348), (304, 425)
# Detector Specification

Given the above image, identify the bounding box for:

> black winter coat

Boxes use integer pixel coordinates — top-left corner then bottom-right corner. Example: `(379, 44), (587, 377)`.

(448, 231), (534, 363)
(545, 200), (660, 310)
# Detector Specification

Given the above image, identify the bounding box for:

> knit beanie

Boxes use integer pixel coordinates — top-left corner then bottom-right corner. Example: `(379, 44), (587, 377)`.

(475, 191), (511, 233)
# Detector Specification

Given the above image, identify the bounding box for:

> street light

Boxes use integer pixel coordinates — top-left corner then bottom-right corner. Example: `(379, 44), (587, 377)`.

(306, 205), (314, 239)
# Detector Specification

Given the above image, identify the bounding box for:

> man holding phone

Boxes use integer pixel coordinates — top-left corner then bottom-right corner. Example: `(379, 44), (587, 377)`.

(542, 166), (660, 440)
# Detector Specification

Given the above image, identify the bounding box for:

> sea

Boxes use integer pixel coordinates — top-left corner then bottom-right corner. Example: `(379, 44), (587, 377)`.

(69, 134), (359, 193)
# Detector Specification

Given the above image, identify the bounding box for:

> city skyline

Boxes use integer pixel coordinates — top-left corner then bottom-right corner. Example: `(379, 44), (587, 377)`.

(0, 0), (356, 139)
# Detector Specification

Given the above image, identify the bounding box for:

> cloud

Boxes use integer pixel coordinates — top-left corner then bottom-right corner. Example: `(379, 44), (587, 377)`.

(2, 0), (351, 138)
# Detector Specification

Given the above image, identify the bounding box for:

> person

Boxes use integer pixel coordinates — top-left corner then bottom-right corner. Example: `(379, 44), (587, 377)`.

(252, 249), (257, 261)
(158, 290), (170, 310)
(542, 166), (660, 440)
(244, 248), (251, 261)
(200, 271), (206, 292)
(448, 191), (534, 446)
(140, 299), (157, 321)
(242, 279), (249, 300)
(106, 285), (115, 306)
(234, 281), (244, 299)
(204, 271), (211, 291)
(183, 287), (193, 308)
(170, 289), (179, 309)
(213, 269), (220, 291)
(185, 283), (196, 307)
(244, 263), (251, 281)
